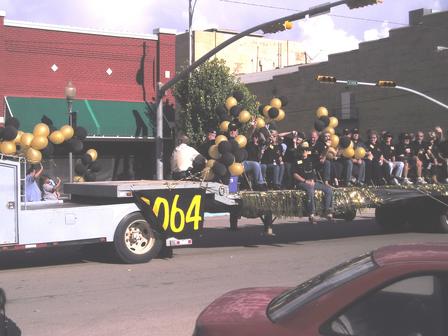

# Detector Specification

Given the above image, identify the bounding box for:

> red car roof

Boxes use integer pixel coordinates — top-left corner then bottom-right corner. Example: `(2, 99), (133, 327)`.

(373, 243), (448, 266)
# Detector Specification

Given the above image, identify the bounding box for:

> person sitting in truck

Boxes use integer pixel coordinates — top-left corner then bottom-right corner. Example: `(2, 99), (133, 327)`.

(170, 134), (205, 180)
(292, 143), (334, 224)
(40, 175), (62, 200)
(25, 163), (43, 202)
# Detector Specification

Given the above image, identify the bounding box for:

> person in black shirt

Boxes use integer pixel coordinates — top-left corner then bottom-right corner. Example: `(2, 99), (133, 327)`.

(309, 130), (332, 185)
(364, 131), (388, 185)
(260, 130), (284, 189)
(292, 144), (333, 224)
(380, 132), (403, 185)
(350, 129), (366, 185)
(396, 133), (414, 184)
(411, 131), (428, 184)
(198, 128), (217, 159)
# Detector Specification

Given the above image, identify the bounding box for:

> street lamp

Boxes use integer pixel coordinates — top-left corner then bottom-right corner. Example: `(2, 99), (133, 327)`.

(65, 81), (77, 183)
(436, 46), (448, 52)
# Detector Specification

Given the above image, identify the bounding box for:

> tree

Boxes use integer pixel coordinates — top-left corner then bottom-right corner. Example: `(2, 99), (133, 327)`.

(173, 58), (258, 147)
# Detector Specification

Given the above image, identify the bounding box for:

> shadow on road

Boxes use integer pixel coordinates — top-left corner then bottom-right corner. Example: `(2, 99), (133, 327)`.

(0, 215), (382, 269)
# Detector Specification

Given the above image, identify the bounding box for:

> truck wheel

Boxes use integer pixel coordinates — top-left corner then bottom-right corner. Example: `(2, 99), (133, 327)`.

(113, 212), (163, 264)
(435, 208), (448, 233)
(375, 206), (407, 233)
(343, 209), (357, 222)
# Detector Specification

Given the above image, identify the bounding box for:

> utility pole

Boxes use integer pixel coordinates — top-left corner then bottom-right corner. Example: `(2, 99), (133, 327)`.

(154, 0), (384, 179)
(189, 0), (198, 66)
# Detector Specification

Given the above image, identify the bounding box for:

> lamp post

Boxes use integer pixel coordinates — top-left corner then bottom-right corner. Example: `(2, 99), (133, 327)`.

(65, 81), (77, 183)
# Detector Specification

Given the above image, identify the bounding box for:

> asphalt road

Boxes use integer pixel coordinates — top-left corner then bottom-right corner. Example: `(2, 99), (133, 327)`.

(1, 211), (447, 336)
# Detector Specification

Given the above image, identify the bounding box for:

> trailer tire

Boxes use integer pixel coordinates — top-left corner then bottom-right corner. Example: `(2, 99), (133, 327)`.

(113, 212), (163, 264)
(436, 208), (448, 233)
(375, 206), (407, 233)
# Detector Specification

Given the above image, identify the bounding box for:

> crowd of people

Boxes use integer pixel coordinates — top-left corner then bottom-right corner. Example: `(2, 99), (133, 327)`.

(170, 121), (448, 223)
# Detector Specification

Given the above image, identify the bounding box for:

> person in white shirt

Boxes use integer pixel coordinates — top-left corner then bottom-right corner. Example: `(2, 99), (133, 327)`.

(41, 175), (62, 200)
(170, 134), (204, 179)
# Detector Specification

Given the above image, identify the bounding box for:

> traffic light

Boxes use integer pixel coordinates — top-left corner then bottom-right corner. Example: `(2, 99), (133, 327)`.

(315, 75), (337, 83)
(376, 80), (396, 87)
(346, 0), (384, 9)
(261, 22), (285, 34)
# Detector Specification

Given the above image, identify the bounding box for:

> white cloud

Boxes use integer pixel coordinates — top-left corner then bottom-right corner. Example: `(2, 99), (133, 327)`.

(297, 15), (360, 62)
(363, 21), (390, 42)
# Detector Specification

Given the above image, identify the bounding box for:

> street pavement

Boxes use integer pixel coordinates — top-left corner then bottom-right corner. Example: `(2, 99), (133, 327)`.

(1, 210), (447, 336)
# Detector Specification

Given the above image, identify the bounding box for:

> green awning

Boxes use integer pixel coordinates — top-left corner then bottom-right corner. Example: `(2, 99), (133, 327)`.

(5, 97), (156, 139)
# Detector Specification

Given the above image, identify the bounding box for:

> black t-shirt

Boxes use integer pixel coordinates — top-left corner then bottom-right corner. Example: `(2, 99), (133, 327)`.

(246, 142), (261, 162)
(412, 140), (429, 160)
(396, 142), (414, 160)
(198, 140), (214, 159)
(366, 141), (382, 160)
(261, 144), (283, 164)
(292, 157), (315, 181)
(380, 142), (396, 160)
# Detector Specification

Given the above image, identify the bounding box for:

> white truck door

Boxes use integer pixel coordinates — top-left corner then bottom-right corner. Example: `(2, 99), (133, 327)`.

(0, 161), (19, 244)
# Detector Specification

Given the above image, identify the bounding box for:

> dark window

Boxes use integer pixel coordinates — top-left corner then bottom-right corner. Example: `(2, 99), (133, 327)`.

(323, 274), (446, 336)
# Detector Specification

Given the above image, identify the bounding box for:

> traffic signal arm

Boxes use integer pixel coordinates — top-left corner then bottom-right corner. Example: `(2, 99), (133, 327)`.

(346, 0), (384, 9)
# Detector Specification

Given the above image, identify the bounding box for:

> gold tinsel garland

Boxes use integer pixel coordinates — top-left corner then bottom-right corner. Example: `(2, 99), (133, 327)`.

(239, 184), (448, 218)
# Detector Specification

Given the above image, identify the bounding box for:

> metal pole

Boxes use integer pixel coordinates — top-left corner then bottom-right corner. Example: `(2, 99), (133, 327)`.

(188, 0), (194, 66)
(156, 82), (164, 180)
(395, 85), (448, 110)
(67, 99), (73, 183)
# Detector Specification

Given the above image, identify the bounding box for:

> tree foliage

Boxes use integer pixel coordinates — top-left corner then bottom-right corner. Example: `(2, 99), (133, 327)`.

(173, 58), (258, 148)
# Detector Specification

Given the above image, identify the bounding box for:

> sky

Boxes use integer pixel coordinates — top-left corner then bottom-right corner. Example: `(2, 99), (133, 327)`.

(0, 0), (446, 62)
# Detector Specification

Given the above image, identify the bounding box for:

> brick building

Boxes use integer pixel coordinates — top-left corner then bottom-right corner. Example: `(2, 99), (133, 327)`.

(0, 11), (176, 179)
(242, 8), (448, 138)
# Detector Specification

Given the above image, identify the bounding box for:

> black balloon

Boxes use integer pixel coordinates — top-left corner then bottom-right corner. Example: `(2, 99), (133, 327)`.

(41, 115), (54, 127)
(314, 119), (325, 132)
(218, 140), (232, 154)
(258, 104), (267, 114)
(229, 104), (243, 118)
(81, 153), (93, 165)
(221, 152), (235, 166)
(216, 105), (227, 118)
(319, 115), (330, 127)
(232, 90), (244, 102)
(2, 126), (18, 141)
(268, 107), (279, 119)
(229, 139), (240, 153)
(339, 136), (351, 149)
(68, 138), (84, 153)
(85, 171), (97, 182)
(279, 96), (288, 107)
(90, 161), (102, 173)
(5, 117), (20, 129)
(192, 154), (206, 172)
(234, 148), (248, 162)
(212, 161), (227, 176)
(41, 142), (54, 158)
(75, 162), (88, 175)
(75, 126), (88, 140)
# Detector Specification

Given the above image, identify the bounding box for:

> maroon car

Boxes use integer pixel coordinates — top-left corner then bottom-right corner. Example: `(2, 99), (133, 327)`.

(193, 243), (448, 336)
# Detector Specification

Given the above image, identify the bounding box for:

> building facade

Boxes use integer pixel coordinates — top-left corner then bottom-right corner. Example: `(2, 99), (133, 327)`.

(0, 11), (176, 179)
(176, 28), (307, 74)
(242, 8), (448, 138)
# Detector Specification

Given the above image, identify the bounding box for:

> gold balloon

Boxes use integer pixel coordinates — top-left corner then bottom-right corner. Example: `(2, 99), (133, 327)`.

(208, 145), (221, 160)
(206, 159), (216, 168)
(316, 106), (329, 118)
(31, 136), (48, 150)
(330, 134), (339, 148)
(201, 168), (215, 181)
(220, 121), (230, 133)
(228, 162), (244, 176)
(235, 135), (247, 148)
(255, 117), (266, 129)
(324, 127), (335, 135)
(262, 105), (272, 118)
(14, 130), (24, 145)
(215, 135), (228, 145)
(270, 98), (282, 109)
(354, 147), (366, 159)
(49, 130), (65, 145)
(60, 125), (75, 140)
(343, 147), (355, 158)
(86, 148), (98, 161)
(326, 147), (337, 160)
(1, 141), (16, 155)
(20, 133), (34, 148)
(74, 176), (85, 182)
(329, 116), (339, 128)
(275, 109), (285, 121)
(225, 96), (237, 110)
(284, 20), (293, 30)
(33, 123), (50, 137)
(26, 147), (42, 163)
(238, 110), (251, 123)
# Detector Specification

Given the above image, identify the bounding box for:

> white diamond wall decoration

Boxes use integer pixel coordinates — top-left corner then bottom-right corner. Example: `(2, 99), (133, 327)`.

(51, 64), (58, 72)
(106, 68), (113, 76)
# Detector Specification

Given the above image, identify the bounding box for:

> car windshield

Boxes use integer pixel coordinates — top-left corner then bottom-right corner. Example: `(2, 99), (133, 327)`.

(267, 252), (376, 322)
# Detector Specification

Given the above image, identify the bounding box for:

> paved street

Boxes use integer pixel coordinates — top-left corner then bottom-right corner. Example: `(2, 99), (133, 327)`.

(1, 211), (447, 336)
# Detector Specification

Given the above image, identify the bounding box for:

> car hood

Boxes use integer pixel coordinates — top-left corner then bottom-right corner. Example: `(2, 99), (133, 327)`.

(196, 287), (289, 332)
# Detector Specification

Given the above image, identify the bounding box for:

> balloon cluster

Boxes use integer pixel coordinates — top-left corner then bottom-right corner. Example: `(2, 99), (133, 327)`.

(214, 90), (254, 133)
(258, 96), (288, 126)
(74, 148), (102, 182)
(314, 106), (365, 159)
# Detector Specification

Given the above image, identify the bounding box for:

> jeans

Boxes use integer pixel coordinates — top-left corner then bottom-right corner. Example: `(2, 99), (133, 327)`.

(243, 160), (265, 185)
(296, 181), (333, 215)
(353, 160), (366, 183)
(261, 163), (283, 186)
(386, 161), (404, 178)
